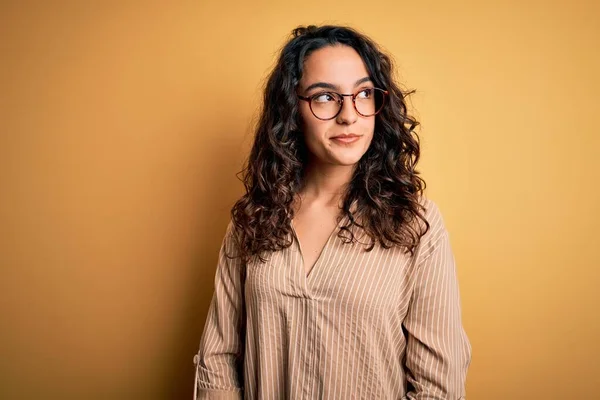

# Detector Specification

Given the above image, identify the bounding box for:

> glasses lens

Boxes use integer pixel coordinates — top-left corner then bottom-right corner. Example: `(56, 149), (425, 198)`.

(355, 88), (386, 116)
(310, 92), (342, 120)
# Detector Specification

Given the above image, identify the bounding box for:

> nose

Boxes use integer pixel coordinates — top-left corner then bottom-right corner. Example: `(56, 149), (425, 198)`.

(336, 96), (358, 125)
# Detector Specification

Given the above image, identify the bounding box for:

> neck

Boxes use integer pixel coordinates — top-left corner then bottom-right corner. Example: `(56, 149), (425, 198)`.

(299, 159), (356, 207)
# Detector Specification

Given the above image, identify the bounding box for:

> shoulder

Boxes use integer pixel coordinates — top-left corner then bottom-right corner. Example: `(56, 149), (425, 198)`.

(418, 196), (448, 241)
(224, 219), (236, 239)
(413, 195), (450, 264)
(220, 219), (244, 261)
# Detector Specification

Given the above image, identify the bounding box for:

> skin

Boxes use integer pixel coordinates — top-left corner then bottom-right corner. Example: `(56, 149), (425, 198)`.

(292, 44), (377, 276)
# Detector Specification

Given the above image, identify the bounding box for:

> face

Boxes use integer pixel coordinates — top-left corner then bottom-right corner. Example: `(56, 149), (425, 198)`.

(297, 45), (376, 167)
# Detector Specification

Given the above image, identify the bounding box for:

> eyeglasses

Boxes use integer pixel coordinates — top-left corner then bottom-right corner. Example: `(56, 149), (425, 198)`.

(298, 88), (388, 120)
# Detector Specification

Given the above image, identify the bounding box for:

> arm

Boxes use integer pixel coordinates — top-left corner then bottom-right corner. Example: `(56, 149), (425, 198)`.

(194, 223), (245, 400)
(403, 226), (472, 399)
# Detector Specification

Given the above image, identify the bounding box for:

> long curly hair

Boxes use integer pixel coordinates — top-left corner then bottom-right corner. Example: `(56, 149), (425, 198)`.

(230, 24), (430, 264)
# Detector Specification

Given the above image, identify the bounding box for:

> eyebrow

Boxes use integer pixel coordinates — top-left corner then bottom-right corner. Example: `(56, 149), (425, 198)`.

(304, 76), (372, 93)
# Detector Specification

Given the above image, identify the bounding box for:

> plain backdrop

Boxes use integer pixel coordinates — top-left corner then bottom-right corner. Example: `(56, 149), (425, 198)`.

(1, 1), (599, 399)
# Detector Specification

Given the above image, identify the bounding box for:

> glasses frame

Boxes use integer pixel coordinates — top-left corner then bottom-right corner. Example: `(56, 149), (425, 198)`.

(297, 87), (389, 121)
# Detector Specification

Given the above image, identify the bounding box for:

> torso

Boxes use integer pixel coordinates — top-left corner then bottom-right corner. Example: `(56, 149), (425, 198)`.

(291, 201), (341, 277)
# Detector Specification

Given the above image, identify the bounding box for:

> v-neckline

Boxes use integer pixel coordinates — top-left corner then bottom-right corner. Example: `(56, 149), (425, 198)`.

(290, 214), (347, 282)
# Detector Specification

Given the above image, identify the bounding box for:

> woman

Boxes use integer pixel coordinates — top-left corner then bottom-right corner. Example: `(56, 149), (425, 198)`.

(194, 25), (471, 399)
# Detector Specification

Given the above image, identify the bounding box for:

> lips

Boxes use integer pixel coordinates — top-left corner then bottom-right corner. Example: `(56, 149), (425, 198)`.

(331, 133), (360, 139)
(330, 133), (362, 144)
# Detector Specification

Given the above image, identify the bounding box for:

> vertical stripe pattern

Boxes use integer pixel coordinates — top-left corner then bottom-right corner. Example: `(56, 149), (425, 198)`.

(194, 197), (472, 399)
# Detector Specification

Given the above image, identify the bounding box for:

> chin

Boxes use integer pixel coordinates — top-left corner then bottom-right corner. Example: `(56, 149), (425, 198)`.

(309, 145), (368, 167)
(330, 152), (365, 166)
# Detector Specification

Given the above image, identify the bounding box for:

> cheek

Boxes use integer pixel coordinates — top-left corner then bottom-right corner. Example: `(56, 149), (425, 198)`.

(359, 119), (376, 143)
(303, 125), (328, 155)
(364, 117), (376, 133)
(299, 109), (327, 145)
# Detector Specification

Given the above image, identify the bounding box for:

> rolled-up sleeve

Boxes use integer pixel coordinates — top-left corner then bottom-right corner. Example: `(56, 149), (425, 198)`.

(403, 228), (472, 399)
(194, 223), (245, 400)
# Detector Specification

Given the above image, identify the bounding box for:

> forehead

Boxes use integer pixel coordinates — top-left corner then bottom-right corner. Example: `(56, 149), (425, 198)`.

(300, 45), (370, 88)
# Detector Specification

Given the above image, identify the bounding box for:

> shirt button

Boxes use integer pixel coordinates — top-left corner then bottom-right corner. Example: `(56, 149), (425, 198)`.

(193, 354), (199, 365)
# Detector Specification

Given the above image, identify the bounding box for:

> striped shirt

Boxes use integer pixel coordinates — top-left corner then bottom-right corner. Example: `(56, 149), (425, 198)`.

(194, 197), (471, 399)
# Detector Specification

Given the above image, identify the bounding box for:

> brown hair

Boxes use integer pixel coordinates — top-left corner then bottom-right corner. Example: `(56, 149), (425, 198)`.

(230, 25), (429, 264)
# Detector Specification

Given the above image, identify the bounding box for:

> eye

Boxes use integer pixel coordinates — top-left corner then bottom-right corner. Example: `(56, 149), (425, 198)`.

(356, 89), (373, 99)
(313, 92), (337, 103)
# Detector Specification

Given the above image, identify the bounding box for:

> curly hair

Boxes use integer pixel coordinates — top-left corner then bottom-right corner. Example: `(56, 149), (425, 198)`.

(230, 24), (430, 264)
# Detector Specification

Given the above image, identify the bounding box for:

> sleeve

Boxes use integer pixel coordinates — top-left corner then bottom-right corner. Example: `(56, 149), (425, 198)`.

(193, 223), (246, 400)
(403, 207), (472, 399)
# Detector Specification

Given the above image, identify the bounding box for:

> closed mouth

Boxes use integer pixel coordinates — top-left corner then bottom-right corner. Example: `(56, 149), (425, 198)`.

(331, 134), (361, 139)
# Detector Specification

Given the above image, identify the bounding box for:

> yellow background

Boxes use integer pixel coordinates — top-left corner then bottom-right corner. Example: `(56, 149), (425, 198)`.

(1, 1), (598, 399)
